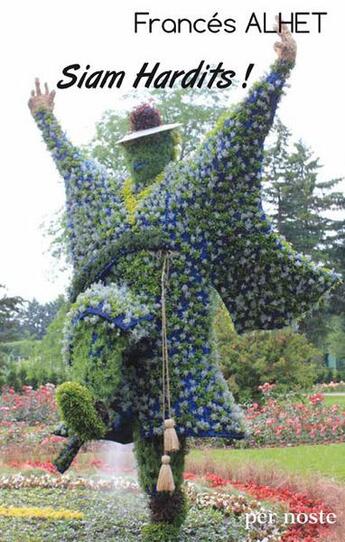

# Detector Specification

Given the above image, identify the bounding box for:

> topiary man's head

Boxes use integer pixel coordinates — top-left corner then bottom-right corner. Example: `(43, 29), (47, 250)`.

(118, 104), (181, 189)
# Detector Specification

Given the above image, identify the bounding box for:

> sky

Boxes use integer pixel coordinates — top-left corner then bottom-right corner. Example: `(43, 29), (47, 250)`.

(1, 0), (344, 302)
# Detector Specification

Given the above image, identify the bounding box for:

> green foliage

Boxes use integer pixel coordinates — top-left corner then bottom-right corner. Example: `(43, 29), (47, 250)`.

(142, 523), (180, 542)
(264, 119), (345, 260)
(133, 430), (188, 528)
(17, 295), (65, 339)
(89, 86), (232, 172)
(0, 285), (24, 387)
(42, 208), (73, 269)
(123, 130), (180, 188)
(3, 357), (49, 390)
(0, 285), (23, 343)
(53, 434), (82, 474)
(38, 302), (69, 376)
(56, 381), (106, 441)
(326, 315), (345, 361)
(0, 302), (70, 390)
(133, 431), (187, 495)
(263, 119), (345, 350)
(69, 323), (126, 405)
(327, 223), (345, 316)
(0, 339), (38, 361)
(213, 298), (321, 402)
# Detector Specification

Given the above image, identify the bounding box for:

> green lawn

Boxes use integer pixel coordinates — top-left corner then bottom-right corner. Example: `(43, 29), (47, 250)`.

(190, 443), (345, 481)
(323, 395), (345, 407)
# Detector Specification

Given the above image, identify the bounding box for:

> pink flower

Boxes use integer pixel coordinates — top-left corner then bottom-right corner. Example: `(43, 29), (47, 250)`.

(258, 382), (276, 394)
(309, 393), (324, 405)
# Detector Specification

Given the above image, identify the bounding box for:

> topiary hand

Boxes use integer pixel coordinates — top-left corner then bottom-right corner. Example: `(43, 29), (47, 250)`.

(274, 17), (297, 63)
(28, 78), (55, 115)
(55, 381), (106, 442)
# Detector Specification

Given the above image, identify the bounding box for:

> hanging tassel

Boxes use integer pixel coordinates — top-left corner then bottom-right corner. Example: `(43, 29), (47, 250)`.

(156, 455), (175, 492)
(164, 418), (180, 452)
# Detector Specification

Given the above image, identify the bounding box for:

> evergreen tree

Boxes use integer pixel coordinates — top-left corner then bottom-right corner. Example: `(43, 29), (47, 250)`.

(264, 119), (345, 260)
(0, 285), (23, 386)
(0, 285), (23, 342)
(263, 119), (292, 234)
(263, 120), (345, 351)
(326, 222), (345, 317)
(18, 296), (65, 339)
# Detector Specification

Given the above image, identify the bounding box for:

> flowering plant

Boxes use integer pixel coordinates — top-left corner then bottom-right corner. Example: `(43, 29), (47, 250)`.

(244, 390), (345, 447)
(0, 385), (58, 424)
(184, 472), (334, 542)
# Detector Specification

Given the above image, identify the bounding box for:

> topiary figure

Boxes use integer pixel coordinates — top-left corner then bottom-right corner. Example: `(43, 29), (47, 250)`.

(29, 22), (340, 533)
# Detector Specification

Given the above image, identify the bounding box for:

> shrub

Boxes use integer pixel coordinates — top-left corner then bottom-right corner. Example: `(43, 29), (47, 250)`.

(212, 300), (322, 402)
(2, 356), (67, 391)
(0, 304), (70, 391)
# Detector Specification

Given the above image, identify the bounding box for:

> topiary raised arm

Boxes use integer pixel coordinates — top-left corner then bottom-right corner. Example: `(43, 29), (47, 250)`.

(29, 79), (123, 269)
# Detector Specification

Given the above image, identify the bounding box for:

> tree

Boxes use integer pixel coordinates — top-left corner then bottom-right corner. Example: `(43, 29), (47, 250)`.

(0, 285), (23, 343)
(326, 315), (345, 361)
(89, 87), (234, 171)
(3, 302), (70, 390)
(0, 285), (23, 387)
(326, 222), (345, 317)
(17, 296), (65, 339)
(263, 120), (345, 351)
(264, 119), (345, 260)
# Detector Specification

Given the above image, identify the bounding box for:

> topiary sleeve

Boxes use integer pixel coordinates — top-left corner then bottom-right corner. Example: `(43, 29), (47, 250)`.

(176, 59), (295, 224)
(167, 60), (341, 333)
(33, 109), (124, 269)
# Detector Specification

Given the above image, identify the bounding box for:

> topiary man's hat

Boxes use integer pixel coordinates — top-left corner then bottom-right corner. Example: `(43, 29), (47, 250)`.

(117, 103), (181, 144)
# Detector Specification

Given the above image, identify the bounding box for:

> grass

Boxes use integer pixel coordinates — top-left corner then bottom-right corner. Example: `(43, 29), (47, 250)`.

(189, 443), (345, 481)
(323, 395), (345, 407)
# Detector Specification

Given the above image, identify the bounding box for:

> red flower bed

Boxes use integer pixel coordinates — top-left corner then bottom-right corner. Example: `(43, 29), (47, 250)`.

(244, 384), (345, 447)
(231, 480), (332, 542)
(189, 472), (334, 541)
(0, 385), (58, 424)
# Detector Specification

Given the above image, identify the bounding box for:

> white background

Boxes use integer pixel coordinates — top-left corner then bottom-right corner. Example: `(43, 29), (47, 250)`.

(1, 0), (344, 301)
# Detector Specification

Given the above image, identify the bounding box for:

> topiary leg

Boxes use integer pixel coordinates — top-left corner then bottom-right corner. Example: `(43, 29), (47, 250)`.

(133, 429), (188, 540)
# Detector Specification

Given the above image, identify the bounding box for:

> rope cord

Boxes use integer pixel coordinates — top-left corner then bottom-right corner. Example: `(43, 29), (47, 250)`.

(161, 251), (172, 421)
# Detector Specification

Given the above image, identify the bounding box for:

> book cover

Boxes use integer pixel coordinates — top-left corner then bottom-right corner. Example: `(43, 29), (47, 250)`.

(1, 1), (344, 541)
